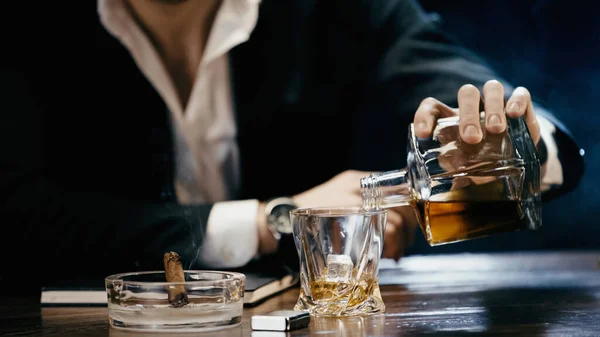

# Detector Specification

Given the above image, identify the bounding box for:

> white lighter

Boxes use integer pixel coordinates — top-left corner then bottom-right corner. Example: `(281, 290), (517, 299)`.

(251, 310), (310, 331)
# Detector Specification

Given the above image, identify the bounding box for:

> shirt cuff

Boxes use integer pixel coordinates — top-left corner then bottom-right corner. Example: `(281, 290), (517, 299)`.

(537, 115), (563, 192)
(199, 199), (259, 268)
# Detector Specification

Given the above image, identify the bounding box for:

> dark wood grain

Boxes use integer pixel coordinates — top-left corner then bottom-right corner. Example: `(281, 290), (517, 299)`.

(2, 251), (599, 337)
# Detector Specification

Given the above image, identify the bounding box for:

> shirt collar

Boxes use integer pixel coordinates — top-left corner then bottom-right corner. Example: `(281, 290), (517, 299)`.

(202, 0), (260, 66)
(97, 0), (261, 115)
(97, 0), (260, 55)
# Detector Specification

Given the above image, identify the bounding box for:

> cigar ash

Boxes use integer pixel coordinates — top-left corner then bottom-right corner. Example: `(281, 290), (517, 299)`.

(167, 288), (189, 308)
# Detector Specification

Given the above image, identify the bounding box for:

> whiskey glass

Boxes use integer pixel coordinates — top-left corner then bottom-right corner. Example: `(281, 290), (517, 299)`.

(291, 207), (386, 316)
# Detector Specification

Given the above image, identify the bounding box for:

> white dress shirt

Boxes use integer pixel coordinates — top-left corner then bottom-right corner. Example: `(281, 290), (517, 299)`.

(98, 0), (563, 269)
(98, 0), (261, 268)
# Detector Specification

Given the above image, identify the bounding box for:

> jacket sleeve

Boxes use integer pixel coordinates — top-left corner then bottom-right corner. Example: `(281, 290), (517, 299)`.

(351, 0), (583, 199)
(0, 69), (213, 291)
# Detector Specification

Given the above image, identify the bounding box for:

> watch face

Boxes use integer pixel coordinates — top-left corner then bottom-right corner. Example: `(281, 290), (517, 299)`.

(269, 203), (295, 234)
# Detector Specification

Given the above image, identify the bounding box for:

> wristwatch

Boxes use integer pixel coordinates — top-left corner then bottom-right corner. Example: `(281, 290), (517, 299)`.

(264, 197), (299, 270)
(264, 197), (297, 242)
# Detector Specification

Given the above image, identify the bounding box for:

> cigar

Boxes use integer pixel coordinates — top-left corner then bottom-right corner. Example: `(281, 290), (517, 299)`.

(163, 251), (189, 307)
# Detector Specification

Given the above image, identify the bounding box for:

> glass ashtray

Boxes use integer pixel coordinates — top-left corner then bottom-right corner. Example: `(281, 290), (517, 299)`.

(105, 270), (245, 332)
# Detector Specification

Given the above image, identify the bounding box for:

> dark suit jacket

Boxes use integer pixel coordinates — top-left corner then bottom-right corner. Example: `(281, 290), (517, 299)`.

(0, 0), (583, 291)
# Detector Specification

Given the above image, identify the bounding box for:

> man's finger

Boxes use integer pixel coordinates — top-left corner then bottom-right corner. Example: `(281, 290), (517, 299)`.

(394, 206), (418, 248)
(386, 209), (402, 225)
(384, 217), (404, 261)
(506, 87), (540, 144)
(414, 97), (456, 138)
(483, 80), (506, 134)
(383, 225), (394, 259)
(458, 84), (483, 144)
(505, 86), (530, 118)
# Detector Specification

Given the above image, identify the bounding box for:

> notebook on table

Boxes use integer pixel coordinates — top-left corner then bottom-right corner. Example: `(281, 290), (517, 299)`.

(41, 266), (298, 307)
(242, 269), (298, 306)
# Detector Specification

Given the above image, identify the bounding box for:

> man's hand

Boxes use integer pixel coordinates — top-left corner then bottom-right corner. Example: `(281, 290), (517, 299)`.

(413, 80), (541, 146)
(292, 170), (417, 261)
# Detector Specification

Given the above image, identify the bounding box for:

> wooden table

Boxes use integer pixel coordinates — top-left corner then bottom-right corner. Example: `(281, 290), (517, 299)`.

(2, 251), (599, 336)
